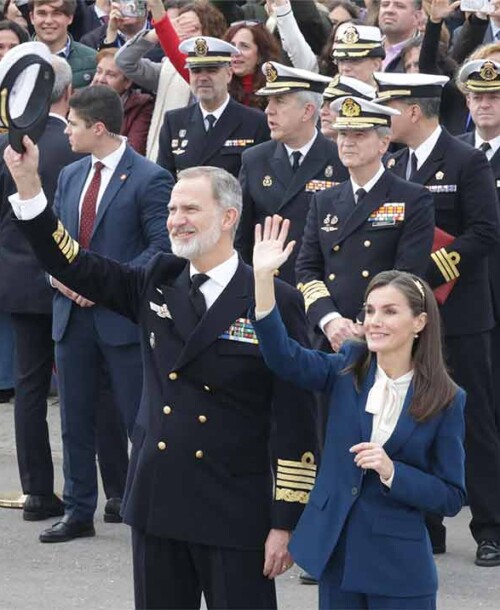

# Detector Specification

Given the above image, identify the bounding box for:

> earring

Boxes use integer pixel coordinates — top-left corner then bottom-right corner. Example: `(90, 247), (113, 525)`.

(414, 333), (419, 339)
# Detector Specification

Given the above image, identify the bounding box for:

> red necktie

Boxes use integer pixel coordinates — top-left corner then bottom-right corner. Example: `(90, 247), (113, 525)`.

(79, 161), (104, 248)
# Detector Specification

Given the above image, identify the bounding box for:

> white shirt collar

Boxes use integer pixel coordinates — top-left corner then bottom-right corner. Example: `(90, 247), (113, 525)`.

(94, 4), (107, 18)
(190, 251), (239, 289)
(283, 130), (319, 164)
(410, 125), (442, 169)
(48, 112), (67, 125)
(350, 164), (385, 196)
(200, 95), (231, 122)
(475, 131), (500, 158)
(91, 138), (127, 172)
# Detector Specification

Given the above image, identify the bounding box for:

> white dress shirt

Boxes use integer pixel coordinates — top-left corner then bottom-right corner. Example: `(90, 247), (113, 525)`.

(319, 165), (386, 332)
(200, 95), (231, 132)
(366, 365), (414, 487)
(190, 251), (239, 310)
(474, 132), (500, 160)
(408, 125), (442, 171)
(283, 130), (318, 168)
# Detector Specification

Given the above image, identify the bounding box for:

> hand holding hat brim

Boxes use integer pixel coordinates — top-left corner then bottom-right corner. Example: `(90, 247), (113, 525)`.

(4, 135), (42, 200)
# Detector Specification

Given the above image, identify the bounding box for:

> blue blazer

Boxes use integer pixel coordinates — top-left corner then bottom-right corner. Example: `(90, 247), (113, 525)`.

(53, 145), (173, 345)
(253, 307), (466, 597)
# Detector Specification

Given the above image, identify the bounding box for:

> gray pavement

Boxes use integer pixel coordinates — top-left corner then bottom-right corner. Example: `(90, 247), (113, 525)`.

(0, 398), (499, 610)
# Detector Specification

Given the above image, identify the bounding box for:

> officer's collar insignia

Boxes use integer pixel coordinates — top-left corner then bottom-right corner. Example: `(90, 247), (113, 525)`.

(480, 61), (497, 81)
(265, 62), (278, 83)
(341, 97), (361, 118)
(435, 170), (444, 180)
(387, 158), (396, 169)
(340, 25), (359, 45)
(325, 165), (333, 178)
(321, 214), (339, 232)
(263, 175), (273, 187)
(194, 38), (208, 57)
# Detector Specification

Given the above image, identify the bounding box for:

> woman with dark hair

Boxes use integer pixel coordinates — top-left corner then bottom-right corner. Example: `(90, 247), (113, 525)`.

(251, 215), (466, 610)
(327, 0), (360, 26)
(224, 21), (281, 109)
(116, 0), (226, 160)
(0, 19), (29, 61)
(1, 0), (29, 30)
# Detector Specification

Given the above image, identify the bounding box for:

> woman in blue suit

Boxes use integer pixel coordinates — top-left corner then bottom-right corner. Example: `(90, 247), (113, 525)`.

(252, 216), (466, 610)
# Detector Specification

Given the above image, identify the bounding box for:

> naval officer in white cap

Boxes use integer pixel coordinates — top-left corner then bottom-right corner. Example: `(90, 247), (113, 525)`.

(156, 35), (270, 179)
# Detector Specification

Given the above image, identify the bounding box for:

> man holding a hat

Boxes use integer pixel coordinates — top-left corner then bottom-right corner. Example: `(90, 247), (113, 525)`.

(295, 95), (433, 358)
(157, 36), (269, 179)
(331, 23), (385, 87)
(236, 61), (348, 285)
(379, 71), (500, 565)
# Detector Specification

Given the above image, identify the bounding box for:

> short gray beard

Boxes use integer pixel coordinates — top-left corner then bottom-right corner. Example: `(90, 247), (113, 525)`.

(170, 221), (222, 261)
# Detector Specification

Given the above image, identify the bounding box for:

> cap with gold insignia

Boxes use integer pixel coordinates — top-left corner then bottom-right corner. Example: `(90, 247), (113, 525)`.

(457, 59), (500, 93)
(256, 61), (332, 96)
(332, 23), (385, 60)
(373, 72), (449, 102)
(0, 41), (54, 153)
(323, 74), (376, 102)
(179, 36), (239, 69)
(331, 96), (400, 130)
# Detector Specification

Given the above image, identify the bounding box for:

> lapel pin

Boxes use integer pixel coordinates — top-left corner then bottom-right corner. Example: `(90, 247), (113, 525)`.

(120, 174), (127, 181)
(324, 165), (333, 178)
(149, 332), (156, 349)
(387, 158), (396, 169)
(263, 175), (272, 187)
(435, 171), (444, 180)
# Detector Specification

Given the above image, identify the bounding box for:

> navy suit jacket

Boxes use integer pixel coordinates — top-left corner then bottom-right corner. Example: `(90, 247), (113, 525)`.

(253, 307), (466, 594)
(53, 145), (173, 345)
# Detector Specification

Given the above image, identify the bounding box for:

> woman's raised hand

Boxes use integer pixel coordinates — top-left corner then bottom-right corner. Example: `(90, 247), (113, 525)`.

(253, 215), (295, 277)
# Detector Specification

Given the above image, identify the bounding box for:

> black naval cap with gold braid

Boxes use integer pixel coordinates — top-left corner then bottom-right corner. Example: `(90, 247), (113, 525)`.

(179, 36), (239, 69)
(256, 61), (332, 96)
(331, 96), (400, 130)
(332, 23), (385, 60)
(457, 59), (500, 93)
(323, 74), (376, 102)
(373, 72), (449, 102)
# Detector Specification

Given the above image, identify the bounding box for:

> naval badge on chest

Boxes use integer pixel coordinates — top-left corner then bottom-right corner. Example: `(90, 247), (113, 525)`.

(321, 214), (339, 232)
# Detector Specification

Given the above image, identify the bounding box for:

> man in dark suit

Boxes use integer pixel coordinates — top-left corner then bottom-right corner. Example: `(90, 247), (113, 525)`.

(236, 62), (348, 286)
(5, 155), (318, 608)
(157, 36), (270, 179)
(18, 85), (173, 543)
(376, 71), (500, 566)
(296, 95), (434, 353)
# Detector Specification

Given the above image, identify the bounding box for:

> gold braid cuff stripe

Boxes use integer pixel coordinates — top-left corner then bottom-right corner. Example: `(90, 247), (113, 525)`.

(431, 248), (460, 283)
(52, 220), (79, 263)
(275, 487), (310, 504)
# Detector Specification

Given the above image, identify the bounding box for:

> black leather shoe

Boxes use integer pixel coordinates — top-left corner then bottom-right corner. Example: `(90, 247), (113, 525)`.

(23, 494), (65, 522)
(104, 497), (122, 523)
(475, 540), (500, 567)
(299, 571), (318, 585)
(39, 516), (95, 543)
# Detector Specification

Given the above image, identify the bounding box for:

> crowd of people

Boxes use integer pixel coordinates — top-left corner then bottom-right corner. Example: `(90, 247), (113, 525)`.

(1, 0), (500, 608)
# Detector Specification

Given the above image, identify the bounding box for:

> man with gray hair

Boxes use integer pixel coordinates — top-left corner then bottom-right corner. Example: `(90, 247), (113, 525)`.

(0, 55), (76, 521)
(236, 61), (348, 285)
(3, 150), (318, 608)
